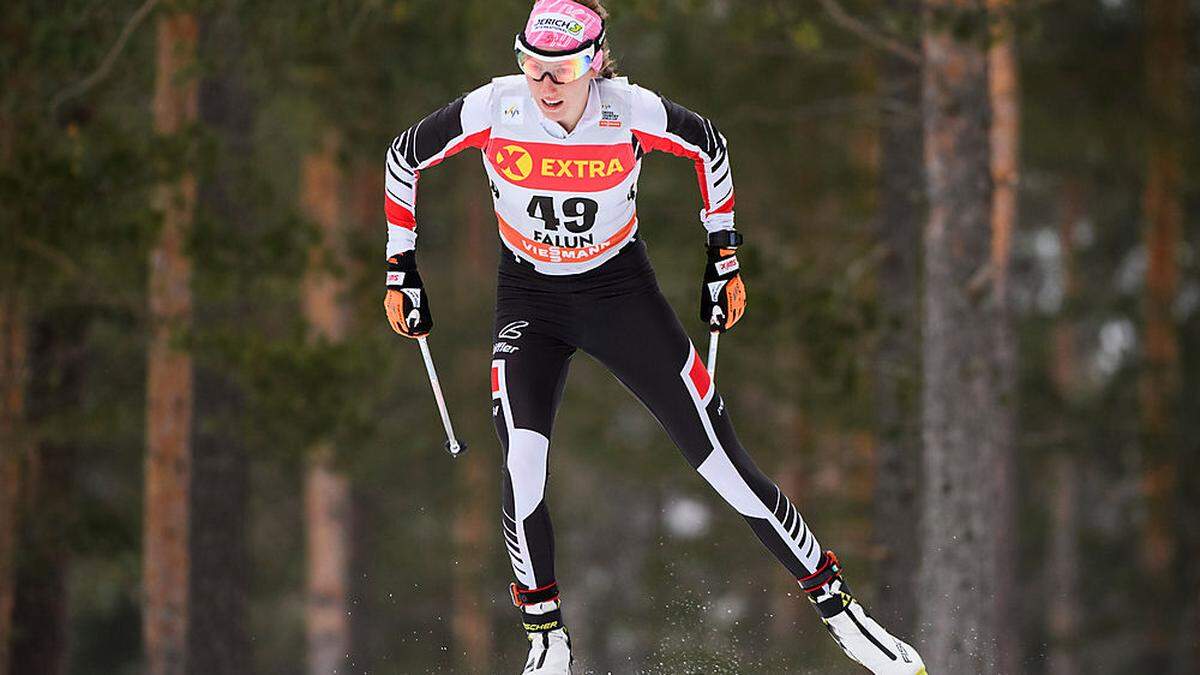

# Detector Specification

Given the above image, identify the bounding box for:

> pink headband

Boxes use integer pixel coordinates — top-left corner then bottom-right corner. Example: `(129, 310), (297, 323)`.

(522, 0), (605, 54)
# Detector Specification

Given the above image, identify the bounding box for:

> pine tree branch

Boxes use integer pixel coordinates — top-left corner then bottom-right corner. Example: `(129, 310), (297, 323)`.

(815, 0), (922, 65)
(49, 0), (162, 116)
(17, 235), (81, 278)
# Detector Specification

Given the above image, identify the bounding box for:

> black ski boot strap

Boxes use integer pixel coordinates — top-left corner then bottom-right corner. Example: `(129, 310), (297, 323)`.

(510, 581), (560, 607)
(798, 550), (851, 619)
(511, 582), (564, 633)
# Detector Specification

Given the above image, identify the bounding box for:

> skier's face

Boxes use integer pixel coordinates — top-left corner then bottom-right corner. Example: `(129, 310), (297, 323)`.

(525, 65), (593, 130)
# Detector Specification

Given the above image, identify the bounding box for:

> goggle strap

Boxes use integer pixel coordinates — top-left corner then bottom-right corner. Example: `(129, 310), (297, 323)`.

(514, 26), (605, 61)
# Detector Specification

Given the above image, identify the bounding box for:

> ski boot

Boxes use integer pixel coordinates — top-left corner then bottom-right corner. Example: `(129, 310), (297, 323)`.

(800, 551), (927, 675)
(511, 582), (572, 674)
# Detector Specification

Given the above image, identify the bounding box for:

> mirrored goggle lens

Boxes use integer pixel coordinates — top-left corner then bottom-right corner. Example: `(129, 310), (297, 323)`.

(516, 51), (593, 84)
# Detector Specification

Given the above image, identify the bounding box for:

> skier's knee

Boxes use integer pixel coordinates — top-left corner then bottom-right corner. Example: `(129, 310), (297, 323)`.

(506, 428), (550, 520)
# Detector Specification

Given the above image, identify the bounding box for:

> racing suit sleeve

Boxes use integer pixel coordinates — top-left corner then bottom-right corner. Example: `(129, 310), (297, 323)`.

(628, 84), (735, 234)
(385, 83), (494, 257)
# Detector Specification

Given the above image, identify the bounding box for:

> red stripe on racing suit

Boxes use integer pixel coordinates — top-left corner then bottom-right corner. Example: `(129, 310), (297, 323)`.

(383, 76), (736, 271)
(385, 86), (494, 253)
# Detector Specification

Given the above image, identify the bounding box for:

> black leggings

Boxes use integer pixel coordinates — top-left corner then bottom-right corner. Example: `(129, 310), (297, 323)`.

(490, 239), (824, 592)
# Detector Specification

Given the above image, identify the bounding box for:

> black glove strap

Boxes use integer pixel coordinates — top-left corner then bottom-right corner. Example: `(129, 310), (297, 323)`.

(706, 229), (743, 249)
(387, 250), (418, 272)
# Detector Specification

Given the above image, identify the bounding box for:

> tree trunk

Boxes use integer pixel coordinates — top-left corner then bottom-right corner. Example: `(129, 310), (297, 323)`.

(301, 132), (352, 675)
(870, 13), (924, 634)
(1045, 455), (1080, 675)
(300, 131), (349, 343)
(187, 8), (252, 673)
(345, 160), (384, 669)
(0, 293), (27, 675)
(1140, 0), (1186, 667)
(145, 11), (199, 675)
(1046, 182), (1083, 675)
(452, 456), (492, 674)
(986, 2), (1020, 671)
(10, 314), (88, 675)
(305, 448), (350, 675)
(451, 193), (493, 673)
(9, 443), (72, 675)
(988, 0), (1018, 306)
(0, 60), (23, 670)
(917, 1), (1015, 671)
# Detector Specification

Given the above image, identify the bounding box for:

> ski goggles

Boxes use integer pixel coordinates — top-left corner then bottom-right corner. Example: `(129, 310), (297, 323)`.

(514, 31), (604, 85)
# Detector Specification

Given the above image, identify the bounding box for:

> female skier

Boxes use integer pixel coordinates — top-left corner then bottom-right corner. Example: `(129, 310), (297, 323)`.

(383, 1), (926, 673)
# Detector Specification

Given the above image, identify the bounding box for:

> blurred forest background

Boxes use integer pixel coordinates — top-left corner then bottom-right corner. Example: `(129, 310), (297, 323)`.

(1, 0), (1198, 673)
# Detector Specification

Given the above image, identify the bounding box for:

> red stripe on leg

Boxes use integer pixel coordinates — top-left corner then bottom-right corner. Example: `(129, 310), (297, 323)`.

(688, 348), (711, 400)
(491, 364), (500, 395)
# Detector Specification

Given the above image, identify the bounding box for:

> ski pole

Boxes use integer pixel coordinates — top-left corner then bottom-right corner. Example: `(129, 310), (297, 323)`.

(706, 330), (719, 379)
(417, 336), (468, 458)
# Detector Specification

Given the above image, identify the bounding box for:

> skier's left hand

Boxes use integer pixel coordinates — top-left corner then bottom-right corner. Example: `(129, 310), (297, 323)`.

(700, 244), (746, 332)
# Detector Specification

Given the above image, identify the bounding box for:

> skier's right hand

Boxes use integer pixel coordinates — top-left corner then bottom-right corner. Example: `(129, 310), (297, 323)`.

(384, 251), (433, 338)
